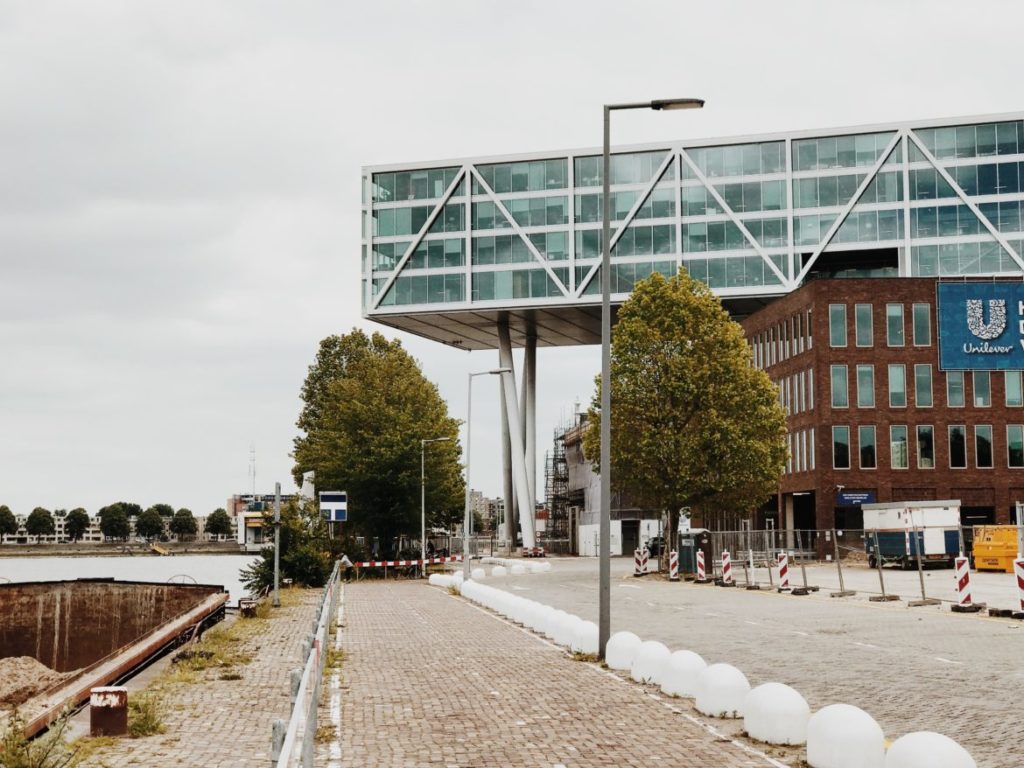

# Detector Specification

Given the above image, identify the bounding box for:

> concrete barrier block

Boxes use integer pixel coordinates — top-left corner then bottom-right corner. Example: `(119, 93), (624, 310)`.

(605, 631), (642, 671)
(570, 620), (599, 655)
(630, 640), (671, 685)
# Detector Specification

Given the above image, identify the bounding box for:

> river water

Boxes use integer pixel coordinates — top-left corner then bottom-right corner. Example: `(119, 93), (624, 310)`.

(0, 554), (260, 605)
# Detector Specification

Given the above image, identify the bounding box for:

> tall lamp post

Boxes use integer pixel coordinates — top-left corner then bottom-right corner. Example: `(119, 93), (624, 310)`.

(465, 367), (512, 579)
(600, 98), (704, 659)
(421, 437), (452, 577)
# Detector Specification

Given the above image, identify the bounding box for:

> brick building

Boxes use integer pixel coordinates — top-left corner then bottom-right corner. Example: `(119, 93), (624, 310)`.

(744, 277), (1024, 534)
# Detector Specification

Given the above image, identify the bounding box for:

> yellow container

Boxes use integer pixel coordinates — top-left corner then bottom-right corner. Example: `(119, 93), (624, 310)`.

(972, 526), (1020, 573)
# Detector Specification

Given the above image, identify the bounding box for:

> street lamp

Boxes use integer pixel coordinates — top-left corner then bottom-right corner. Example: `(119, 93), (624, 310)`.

(464, 367), (512, 579)
(421, 437), (452, 577)
(600, 98), (704, 659)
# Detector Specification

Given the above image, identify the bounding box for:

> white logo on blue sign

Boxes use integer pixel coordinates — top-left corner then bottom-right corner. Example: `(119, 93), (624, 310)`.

(938, 283), (1024, 369)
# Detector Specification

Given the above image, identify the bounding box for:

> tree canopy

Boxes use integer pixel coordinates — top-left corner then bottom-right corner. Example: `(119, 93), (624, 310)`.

(66, 509), (91, 541)
(0, 506), (17, 537)
(98, 503), (133, 541)
(292, 330), (464, 556)
(26, 508), (55, 541)
(147, 503), (175, 518)
(135, 509), (165, 541)
(204, 508), (232, 538)
(583, 269), (787, 534)
(170, 509), (198, 539)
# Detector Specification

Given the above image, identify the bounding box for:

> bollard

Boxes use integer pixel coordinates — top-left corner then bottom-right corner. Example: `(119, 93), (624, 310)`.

(951, 556), (983, 613)
(830, 529), (856, 598)
(271, 718), (286, 764)
(719, 550), (735, 586)
(290, 668), (303, 704)
(1014, 558), (1024, 618)
(909, 522), (940, 607)
(696, 549), (709, 583)
(669, 550), (679, 581)
(869, 530), (901, 602)
(634, 548), (643, 577)
(777, 551), (791, 592)
(89, 687), (128, 737)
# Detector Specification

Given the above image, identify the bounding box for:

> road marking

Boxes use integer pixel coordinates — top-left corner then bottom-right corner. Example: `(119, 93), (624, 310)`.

(934, 657), (963, 665)
(646, 601), (656, 607)
(852, 641), (878, 649)
(512, 586), (530, 591)
(704, 612), (720, 617)
(790, 630), (809, 637)
(619, 584), (641, 590)
(744, 620), (762, 627)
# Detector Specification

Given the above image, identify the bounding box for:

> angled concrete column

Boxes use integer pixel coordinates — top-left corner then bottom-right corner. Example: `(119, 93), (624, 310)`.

(497, 321), (537, 549)
(500, 383), (513, 547)
(524, 332), (537, 524)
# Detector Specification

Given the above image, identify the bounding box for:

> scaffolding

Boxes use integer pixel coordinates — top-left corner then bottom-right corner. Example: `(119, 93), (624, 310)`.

(544, 424), (570, 543)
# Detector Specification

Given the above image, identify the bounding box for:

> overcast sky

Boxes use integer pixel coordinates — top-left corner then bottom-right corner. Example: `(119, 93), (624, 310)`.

(2, 0), (1022, 516)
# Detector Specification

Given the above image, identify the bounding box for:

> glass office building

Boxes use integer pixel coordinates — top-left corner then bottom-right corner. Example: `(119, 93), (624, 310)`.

(362, 113), (1024, 348)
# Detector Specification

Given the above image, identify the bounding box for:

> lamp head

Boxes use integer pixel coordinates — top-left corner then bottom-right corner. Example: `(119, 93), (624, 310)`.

(650, 98), (705, 111)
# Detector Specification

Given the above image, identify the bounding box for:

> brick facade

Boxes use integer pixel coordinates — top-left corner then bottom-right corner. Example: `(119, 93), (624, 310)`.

(743, 278), (1024, 533)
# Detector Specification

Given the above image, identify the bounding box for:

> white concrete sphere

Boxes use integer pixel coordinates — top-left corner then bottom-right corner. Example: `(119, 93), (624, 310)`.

(515, 600), (540, 626)
(528, 604), (555, 633)
(459, 580), (475, 598)
(604, 631), (642, 671)
(806, 704), (885, 768)
(510, 563), (527, 575)
(451, 571), (464, 585)
(553, 614), (583, 648)
(630, 640), (671, 684)
(743, 683), (810, 745)
(427, 574), (444, 586)
(492, 565), (508, 577)
(695, 663), (751, 718)
(570, 620), (599, 655)
(471, 568), (486, 580)
(544, 609), (569, 640)
(884, 732), (977, 768)
(659, 650), (707, 698)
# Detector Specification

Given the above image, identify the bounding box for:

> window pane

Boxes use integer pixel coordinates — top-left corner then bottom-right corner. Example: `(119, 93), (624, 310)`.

(950, 425), (967, 468)
(974, 371), (992, 407)
(890, 426), (909, 468)
(889, 364), (907, 407)
(914, 365), (933, 407)
(947, 371), (965, 407)
(1007, 371), (1023, 407)
(833, 426), (850, 469)
(831, 365), (849, 408)
(912, 304), (931, 346)
(917, 426), (934, 469)
(976, 425), (993, 468)
(829, 304), (847, 347)
(886, 304), (904, 346)
(857, 365), (875, 407)
(859, 425), (876, 469)
(1009, 425), (1024, 467)
(855, 304), (873, 346)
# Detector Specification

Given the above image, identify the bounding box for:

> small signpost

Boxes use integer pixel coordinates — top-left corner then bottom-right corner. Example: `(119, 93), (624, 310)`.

(319, 491), (348, 532)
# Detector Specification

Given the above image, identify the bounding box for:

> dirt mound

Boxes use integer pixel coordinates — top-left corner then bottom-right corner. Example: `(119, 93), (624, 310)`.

(0, 657), (67, 706)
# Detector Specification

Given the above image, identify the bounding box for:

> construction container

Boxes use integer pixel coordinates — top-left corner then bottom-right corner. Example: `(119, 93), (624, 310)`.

(972, 526), (1021, 573)
(862, 500), (960, 568)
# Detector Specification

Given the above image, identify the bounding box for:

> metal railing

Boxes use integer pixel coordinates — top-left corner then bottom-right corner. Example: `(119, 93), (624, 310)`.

(272, 561), (341, 767)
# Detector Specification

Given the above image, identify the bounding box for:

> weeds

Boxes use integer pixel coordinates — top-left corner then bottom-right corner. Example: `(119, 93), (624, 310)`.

(315, 725), (334, 743)
(218, 673), (243, 681)
(570, 651), (600, 663)
(447, 585), (460, 595)
(127, 694), (165, 738)
(325, 648), (345, 670)
(0, 708), (78, 768)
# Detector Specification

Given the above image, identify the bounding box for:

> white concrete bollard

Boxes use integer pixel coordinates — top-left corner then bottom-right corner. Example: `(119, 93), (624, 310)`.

(471, 567), (486, 580)
(630, 640), (671, 684)
(743, 682), (810, 745)
(659, 650), (707, 698)
(695, 663), (750, 718)
(806, 703), (886, 768)
(604, 631), (642, 671)
(510, 564), (527, 575)
(883, 732), (977, 768)
(553, 614), (583, 648)
(492, 565), (508, 577)
(529, 604), (556, 633)
(570, 620), (599, 655)
(543, 609), (569, 641)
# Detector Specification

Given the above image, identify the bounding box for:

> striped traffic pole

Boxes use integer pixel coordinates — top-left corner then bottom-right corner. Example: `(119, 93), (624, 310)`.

(696, 550), (707, 582)
(777, 551), (791, 592)
(634, 548), (643, 577)
(1015, 558), (1024, 613)
(640, 546), (650, 574)
(720, 550), (735, 586)
(669, 550), (679, 581)
(950, 556), (983, 613)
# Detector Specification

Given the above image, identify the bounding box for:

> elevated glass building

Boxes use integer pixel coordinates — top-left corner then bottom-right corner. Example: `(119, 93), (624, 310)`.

(363, 112), (1024, 349)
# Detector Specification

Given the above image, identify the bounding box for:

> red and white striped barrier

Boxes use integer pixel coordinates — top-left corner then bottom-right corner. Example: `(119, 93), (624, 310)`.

(669, 550), (679, 581)
(1015, 558), (1024, 612)
(777, 551), (791, 591)
(634, 547), (650, 576)
(721, 550), (734, 585)
(355, 555), (462, 568)
(954, 556), (973, 607)
(695, 549), (707, 582)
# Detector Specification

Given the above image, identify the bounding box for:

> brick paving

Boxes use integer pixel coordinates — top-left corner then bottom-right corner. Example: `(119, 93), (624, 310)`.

(77, 589), (321, 767)
(326, 580), (782, 768)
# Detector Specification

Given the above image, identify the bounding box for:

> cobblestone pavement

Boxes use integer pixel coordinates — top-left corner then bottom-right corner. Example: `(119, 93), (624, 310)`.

(77, 589), (320, 768)
(499, 558), (1024, 768)
(326, 580), (786, 768)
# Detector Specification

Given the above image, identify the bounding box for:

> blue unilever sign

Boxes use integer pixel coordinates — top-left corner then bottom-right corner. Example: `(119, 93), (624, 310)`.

(938, 282), (1024, 370)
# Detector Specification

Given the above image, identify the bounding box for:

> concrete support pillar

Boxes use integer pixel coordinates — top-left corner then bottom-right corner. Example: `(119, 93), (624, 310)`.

(497, 321), (537, 549)
(524, 332), (537, 524)
(500, 383), (513, 548)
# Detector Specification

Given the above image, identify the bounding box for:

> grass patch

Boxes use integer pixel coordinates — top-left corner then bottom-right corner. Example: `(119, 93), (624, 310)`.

(169, 623), (254, 676)
(0, 708), (78, 768)
(325, 648), (345, 670)
(72, 734), (119, 763)
(218, 672), (243, 681)
(570, 651), (600, 663)
(447, 585), (460, 595)
(128, 694), (165, 738)
(315, 724), (334, 743)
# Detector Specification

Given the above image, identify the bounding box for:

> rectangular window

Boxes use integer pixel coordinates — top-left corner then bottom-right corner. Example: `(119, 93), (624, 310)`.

(859, 425), (876, 469)
(974, 371), (992, 407)
(829, 304), (847, 347)
(1008, 425), (1024, 468)
(808, 369), (814, 410)
(917, 425), (935, 469)
(1007, 371), (1023, 407)
(886, 304), (905, 346)
(949, 425), (967, 468)
(914, 365), (933, 407)
(890, 425), (909, 469)
(976, 425), (994, 468)
(855, 304), (873, 347)
(889, 364), (907, 407)
(833, 426), (850, 469)
(857, 365), (875, 407)
(831, 365), (849, 408)
(912, 303), (931, 346)
(947, 371), (965, 407)
(810, 427), (816, 469)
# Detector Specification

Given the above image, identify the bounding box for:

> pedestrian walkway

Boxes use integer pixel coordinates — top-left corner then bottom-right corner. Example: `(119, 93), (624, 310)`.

(328, 581), (781, 768)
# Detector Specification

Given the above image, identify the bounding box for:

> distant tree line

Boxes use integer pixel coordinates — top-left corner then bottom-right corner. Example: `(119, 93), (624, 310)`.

(0, 503), (235, 543)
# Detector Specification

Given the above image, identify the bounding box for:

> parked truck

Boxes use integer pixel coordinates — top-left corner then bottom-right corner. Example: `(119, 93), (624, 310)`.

(861, 500), (961, 569)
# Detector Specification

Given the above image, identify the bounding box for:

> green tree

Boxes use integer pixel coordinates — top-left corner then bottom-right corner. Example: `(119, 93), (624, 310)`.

(292, 330), (464, 557)
(0, 505), (17, 538)
(65, 508), (91, 541)
(583, 269), (787, 538)
(135, 508), (165, 541)
(170, 509), (198, 540)
(25, 507), (55, 542)
(204, 508), (232, 539)
(98, 504), (131, 541)
(147, 503), (175, 518)
(240, 499), (332, 592)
